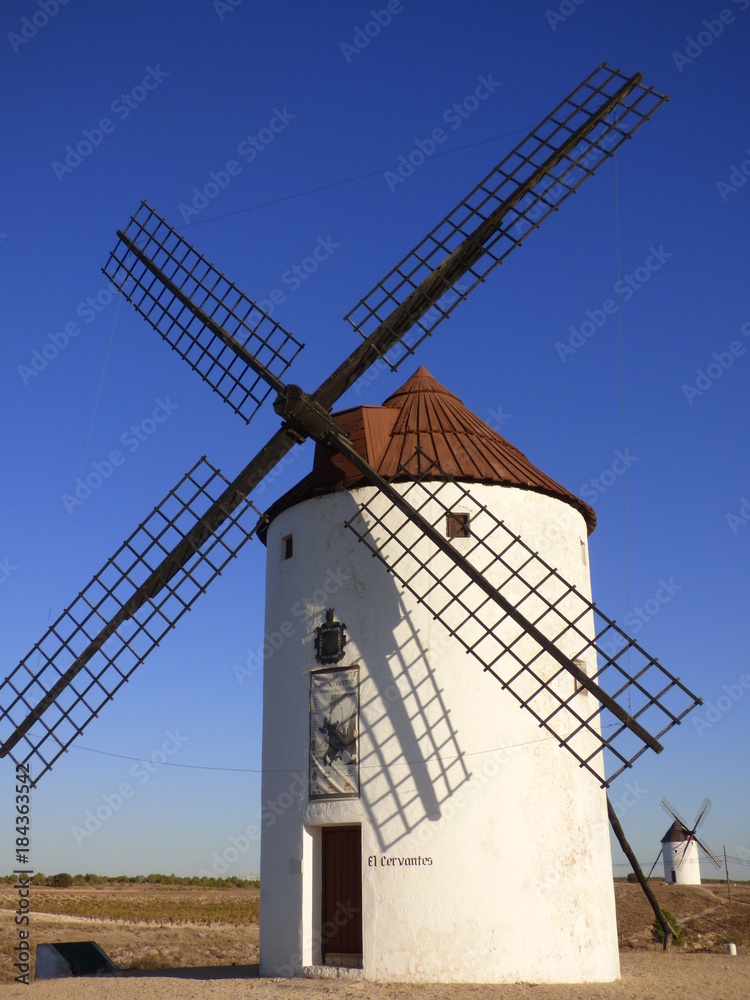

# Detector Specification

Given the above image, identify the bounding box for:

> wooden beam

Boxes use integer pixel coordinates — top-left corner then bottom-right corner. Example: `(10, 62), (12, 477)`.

(607, 796), (675, 951)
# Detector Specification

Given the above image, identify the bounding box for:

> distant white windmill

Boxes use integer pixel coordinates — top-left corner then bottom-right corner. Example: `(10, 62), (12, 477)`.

(649, 798), (721, 885)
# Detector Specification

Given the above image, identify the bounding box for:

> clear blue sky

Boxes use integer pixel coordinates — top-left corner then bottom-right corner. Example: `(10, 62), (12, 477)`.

(1, 1), (748, 881)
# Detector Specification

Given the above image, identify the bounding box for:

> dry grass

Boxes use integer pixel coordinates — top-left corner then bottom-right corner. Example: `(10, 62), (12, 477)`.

(0, 884), (259, 985)
(0, 884), (259, 926)
(614, 880), (750, 951)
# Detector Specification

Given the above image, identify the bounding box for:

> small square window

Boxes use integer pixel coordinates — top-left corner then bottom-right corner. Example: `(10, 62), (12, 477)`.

(282, 534), (293, 560)
(573, 658), (587, 694)
(446, 512), (470, 538)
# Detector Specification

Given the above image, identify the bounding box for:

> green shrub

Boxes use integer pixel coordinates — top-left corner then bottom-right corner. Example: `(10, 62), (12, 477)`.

(82, 873), (107, 885)
(652, 908), (685, 947)
(48, 873), (73, 888)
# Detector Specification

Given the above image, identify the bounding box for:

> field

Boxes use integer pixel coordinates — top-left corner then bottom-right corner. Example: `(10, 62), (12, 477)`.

(1, 880), (749, 997)
(0, 883), (260, 985)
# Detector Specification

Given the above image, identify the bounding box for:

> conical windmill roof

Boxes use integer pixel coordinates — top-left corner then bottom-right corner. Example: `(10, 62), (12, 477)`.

(662, 820), (691, 844)
(260, 366), (596, 537)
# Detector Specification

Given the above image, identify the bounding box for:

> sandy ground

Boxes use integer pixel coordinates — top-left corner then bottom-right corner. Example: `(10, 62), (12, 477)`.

(0, 952), (748, 1000)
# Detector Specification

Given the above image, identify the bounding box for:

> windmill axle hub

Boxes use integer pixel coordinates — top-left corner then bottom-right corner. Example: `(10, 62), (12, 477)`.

(273, 385), (350, 446)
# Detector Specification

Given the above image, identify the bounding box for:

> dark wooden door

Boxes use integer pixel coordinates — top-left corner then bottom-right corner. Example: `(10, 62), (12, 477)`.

(321, 826), (362, 963)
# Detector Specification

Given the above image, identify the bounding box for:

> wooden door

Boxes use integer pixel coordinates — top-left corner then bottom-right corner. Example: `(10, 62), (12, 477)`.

(321, 826), (362, 964)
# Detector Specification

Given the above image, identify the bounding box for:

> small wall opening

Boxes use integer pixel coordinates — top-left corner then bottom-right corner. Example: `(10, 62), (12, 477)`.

(446, 511), (470, 539)
(573, 658), (587, 695)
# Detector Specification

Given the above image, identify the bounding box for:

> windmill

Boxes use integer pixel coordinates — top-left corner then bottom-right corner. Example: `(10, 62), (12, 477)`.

(1, 64), (701, 982)
(650, 798), (721, 885)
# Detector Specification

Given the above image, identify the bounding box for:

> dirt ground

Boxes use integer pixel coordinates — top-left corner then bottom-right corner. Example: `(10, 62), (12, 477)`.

(1, 881), (748, 998)
(613, 880), (750, 951)
(1, 953), (748, 1000)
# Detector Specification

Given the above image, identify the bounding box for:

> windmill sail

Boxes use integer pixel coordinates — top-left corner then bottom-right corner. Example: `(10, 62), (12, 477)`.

(691, 797), (712, 831)
(0, 458), (259, 783)
(344, 63), (666, 370)
(343, 449), (701, 786)
(661, 796), (690, 830)
(690, 835), (722, 869)
(104, 202), (304, 424)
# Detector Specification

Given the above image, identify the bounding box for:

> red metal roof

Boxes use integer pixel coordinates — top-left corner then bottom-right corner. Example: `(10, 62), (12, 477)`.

(260, 367), (596, 537)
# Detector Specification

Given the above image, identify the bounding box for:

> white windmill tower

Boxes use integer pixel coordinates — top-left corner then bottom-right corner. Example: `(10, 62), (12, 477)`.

(650, 799), (721, 886)
(662, 820), (701, 885)
(0, 65), (700, 983)
(259, 367), (620, 981)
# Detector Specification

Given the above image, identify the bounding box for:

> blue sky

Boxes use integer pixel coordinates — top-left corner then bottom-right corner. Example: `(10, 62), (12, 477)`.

(1, 1), (748, 882)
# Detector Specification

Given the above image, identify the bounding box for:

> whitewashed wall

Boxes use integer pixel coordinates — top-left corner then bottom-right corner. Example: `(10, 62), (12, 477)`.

(259, 482), (620, 983)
